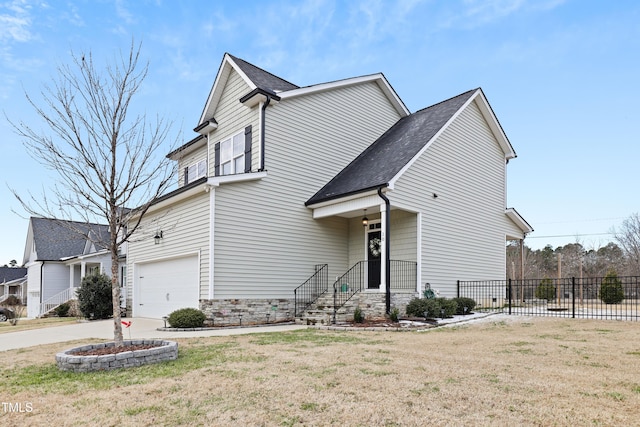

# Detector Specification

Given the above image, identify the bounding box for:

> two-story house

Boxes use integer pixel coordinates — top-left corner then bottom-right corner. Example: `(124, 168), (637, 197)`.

(125, 53), (532, 322)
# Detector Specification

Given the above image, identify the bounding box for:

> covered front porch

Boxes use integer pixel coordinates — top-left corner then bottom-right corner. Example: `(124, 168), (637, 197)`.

(35, 252), (113, 317)
(297, 189), (420, 318)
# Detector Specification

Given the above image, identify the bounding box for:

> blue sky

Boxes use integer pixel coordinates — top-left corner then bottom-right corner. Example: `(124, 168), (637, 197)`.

(1, 0), (639, 264)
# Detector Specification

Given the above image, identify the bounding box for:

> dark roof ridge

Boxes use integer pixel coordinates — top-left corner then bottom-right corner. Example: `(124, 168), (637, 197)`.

(411, 88), (479, 115)
(306, 88), (479, 206)
(293, 72), (383, 91)
(227, 53), (299, 91)
(31, 216), (108, 227)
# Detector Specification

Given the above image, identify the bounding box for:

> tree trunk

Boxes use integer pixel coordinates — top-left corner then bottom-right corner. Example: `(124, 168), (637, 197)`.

(111, 215), (124, 347)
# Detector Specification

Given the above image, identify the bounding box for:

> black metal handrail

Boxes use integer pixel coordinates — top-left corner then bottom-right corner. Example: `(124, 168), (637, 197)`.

(294, 264), (328, 317)
(331, 259), (418, 322)
(332, 261), (366, 323)
(390, 260), (417, 291)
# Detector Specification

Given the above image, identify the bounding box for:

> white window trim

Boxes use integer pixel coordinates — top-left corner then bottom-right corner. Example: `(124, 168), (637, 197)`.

(219, 130), (245, 176)
(186, 158), (207, 184)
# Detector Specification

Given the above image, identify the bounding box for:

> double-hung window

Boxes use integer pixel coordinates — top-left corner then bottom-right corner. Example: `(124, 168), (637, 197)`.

(185, 159), (207, 184)
(215, 126), (252, 176)
(220, 132), (245, 175)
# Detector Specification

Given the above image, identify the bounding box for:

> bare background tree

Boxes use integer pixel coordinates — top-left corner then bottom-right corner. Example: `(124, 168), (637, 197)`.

(507, 239), (634, 281)
(8, 42), (176, 346)
(615, 213), (640, 275)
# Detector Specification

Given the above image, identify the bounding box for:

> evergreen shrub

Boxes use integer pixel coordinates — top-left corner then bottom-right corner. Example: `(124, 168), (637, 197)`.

(167, 307), (206, 328)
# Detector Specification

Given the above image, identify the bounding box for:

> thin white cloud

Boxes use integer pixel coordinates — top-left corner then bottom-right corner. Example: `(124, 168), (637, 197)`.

(438, 0), (566, 30)
(0, 0), (34, 43)
(114, 0), (136, 24)
(462, 0), (526, 24)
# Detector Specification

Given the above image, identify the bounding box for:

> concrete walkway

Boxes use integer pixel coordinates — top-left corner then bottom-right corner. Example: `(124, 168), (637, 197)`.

(0, 318), (307, 352)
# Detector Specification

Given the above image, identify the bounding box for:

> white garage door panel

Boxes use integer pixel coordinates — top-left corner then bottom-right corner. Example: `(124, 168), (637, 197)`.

(137, 256), (199, 318)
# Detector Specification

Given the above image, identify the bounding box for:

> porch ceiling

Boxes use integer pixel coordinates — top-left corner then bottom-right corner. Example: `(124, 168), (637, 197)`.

(309, 193), (382, 219)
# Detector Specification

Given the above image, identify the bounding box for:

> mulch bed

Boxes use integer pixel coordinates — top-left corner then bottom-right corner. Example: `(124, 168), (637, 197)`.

(70, 344), (161, 356)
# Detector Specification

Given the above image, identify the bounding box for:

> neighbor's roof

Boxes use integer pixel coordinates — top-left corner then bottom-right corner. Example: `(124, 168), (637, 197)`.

(0, 267), (27, 283)
(306, 89), (478, 205)
(30, 217), (110, 261)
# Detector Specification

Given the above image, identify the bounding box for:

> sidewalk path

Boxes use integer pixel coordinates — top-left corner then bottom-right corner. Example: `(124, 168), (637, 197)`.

(0, 318), (307, 352)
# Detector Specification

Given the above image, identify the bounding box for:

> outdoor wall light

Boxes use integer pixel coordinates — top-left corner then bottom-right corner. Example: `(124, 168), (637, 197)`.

(154, 231), (163, 245)
(362, 209), (369, 227)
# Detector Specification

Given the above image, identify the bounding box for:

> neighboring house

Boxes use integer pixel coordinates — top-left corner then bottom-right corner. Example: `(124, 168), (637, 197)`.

(126, 53), (532, 322)
(0, 266), (27, 304)
(22, 217), (124, 318)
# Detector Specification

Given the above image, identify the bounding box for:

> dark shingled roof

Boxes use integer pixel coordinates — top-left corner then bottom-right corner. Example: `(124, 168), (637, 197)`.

(0, 267), (27, 283)
(228, 54), (299, 92)
(31, 218), (110, 261)
(306, 89), (477, 206)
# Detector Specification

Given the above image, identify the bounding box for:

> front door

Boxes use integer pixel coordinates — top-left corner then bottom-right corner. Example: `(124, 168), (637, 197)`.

(367, 230), (381, 289)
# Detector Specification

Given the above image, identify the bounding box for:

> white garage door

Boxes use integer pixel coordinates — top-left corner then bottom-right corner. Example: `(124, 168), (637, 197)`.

(136, 255), (199, 318)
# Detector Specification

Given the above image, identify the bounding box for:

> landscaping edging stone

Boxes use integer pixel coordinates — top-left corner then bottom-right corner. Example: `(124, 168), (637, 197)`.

(56, 340), (178, 372)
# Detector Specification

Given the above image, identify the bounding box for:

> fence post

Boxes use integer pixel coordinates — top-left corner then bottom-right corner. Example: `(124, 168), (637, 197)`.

(294, 289), (297, 318)
(457, 280), (460, 298)
(572, 277), (576, 319)
(332, 283), (337, 325)
(508, 279), (512, 315)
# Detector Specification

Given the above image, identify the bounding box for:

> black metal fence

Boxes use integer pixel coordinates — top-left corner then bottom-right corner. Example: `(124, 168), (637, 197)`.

(294, 264), (328, 317)
(458, 276), (640, 321)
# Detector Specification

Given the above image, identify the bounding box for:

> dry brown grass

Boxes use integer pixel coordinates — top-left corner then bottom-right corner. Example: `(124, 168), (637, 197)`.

(0, 316), (76, 334)
(2, 316), (640, 426)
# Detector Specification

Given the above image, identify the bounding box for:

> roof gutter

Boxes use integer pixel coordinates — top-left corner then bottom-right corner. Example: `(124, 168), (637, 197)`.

(377, 186), (391, 314)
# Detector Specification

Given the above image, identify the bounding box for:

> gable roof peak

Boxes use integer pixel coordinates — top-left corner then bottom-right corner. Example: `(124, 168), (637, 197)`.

(305, 88), (505, 206)
(226, 53), (299, 93)
(28, 217), (110, 261)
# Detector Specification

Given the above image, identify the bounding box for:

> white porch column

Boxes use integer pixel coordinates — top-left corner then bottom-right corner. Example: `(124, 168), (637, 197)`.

(80, 261), (86, 279)
(69, 264), (74, 289)
(379, 202), (387, 293)
(416, 212), (422, 294)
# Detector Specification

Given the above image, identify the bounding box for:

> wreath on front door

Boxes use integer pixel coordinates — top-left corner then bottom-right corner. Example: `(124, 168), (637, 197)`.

(369, 238), (382, 257)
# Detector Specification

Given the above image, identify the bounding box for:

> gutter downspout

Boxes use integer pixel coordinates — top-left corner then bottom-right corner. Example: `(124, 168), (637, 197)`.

(377, 187), (391, 314)
(40, 261), (45, 316)
(259, 96), (272, 172)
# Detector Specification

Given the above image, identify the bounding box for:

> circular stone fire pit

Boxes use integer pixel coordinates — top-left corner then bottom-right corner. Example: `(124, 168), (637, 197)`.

(56, 340), (178, 372)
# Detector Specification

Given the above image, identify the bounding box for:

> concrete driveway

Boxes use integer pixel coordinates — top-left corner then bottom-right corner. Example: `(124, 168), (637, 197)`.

(0, 318), (307, 352)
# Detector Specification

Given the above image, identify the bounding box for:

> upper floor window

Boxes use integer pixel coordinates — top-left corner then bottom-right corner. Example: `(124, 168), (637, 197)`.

(185, 159), (207, 184)
(220, 132), (245, 175)
(215, 126), (252, 176)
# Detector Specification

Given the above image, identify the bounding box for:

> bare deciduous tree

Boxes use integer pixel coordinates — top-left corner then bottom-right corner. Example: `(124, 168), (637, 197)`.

(8, 42), (176, 346)
(615, 213), (640, 275)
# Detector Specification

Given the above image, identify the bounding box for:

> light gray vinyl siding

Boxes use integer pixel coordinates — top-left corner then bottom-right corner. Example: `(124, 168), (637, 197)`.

(177, 145), (208, 187)
(505, 214), (526, 240)
(347, 210), (416, 266)
(348, 216), (370, 266)
(207, 69), (260, 175)
(42, 262), (69, 301)
(389, 210), (417, 261)
(213, 81), (402, 299)
(127, 191), (210, 301)
(392, 100), (508, 296)
(26, 263), (41, 295)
